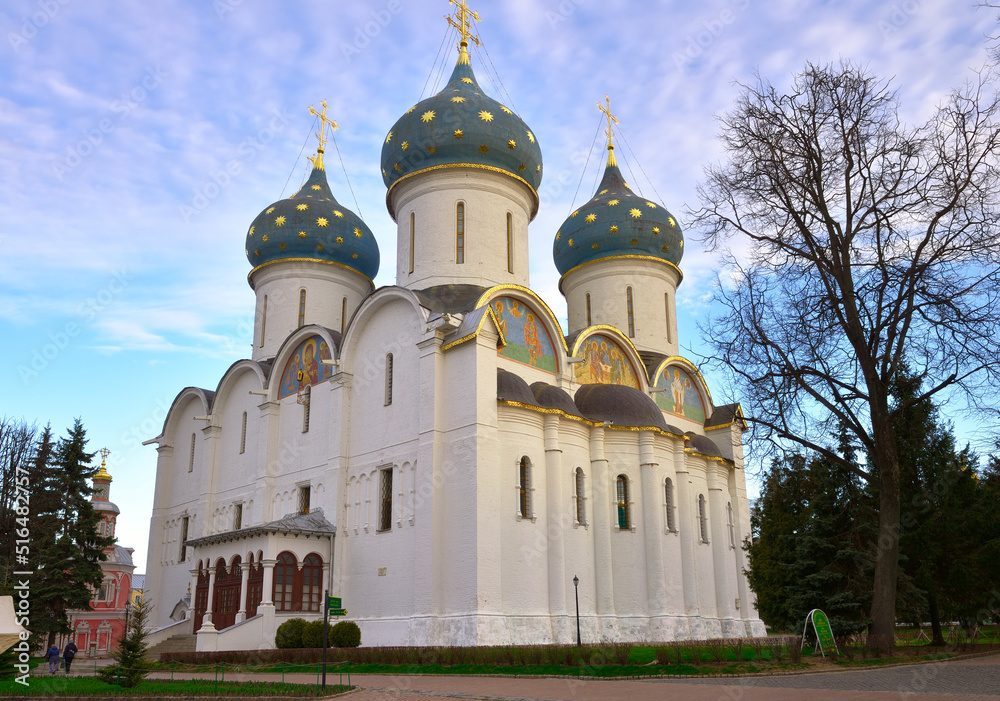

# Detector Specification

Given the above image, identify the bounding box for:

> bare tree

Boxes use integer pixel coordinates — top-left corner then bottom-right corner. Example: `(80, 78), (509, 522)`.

(691, 62), (1000, 654)
(0, 417), (38, 584)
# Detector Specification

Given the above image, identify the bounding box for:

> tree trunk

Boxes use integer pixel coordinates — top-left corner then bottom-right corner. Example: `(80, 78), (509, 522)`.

(929, 589), (945, 646)
(867, 417), (901, 656)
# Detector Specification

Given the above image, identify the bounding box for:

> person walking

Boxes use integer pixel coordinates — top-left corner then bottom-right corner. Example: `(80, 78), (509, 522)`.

(45, 644), (60, 674)
(61, 640), (77, 674)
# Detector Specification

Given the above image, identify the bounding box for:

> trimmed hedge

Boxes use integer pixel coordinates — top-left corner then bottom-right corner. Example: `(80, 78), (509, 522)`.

(330, 621), (361, 648)
(275, 618), (308, 649)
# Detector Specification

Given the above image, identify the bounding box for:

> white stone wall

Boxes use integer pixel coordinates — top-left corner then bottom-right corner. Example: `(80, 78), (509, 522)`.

(249, 261), (373, 361)
(561, 257), (681, 356)
(390, 168), (534, 290)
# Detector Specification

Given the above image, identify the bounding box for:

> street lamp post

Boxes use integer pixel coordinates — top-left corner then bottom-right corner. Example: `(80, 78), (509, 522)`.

(573, 575), (581, 647)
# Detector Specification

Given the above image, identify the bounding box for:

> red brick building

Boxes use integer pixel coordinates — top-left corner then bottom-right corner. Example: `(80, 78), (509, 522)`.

(60, 456), (136, 657)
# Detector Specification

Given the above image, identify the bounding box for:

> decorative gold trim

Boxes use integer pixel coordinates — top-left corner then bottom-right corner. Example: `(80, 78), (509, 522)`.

(558, 255), (684, 293)
(474, 284), (570, 352)
(386, 163), (540, 222)
(248, 257), (373, 286)
(498, 400), (688, 439)
(441, 305), (506, 352)
(684, 446), (734, 465)
(651, 355), (716, 411)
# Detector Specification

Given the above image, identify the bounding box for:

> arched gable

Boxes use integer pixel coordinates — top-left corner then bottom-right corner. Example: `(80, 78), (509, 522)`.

(570, 326), (645, 390)
(211, 360), (270, 413)
(476, 285), (568, 348)
(651, 356), (713, 424)
(270, 325), (343, 400)
(338, 286), (428, 373)
(160, 387), (214, 445)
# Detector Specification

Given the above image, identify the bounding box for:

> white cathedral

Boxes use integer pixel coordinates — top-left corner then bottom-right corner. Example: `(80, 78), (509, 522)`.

(143, 3), (766, 650)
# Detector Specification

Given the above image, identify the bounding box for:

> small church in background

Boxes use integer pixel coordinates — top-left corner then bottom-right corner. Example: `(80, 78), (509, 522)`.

(143, 1), (765, 651)
(59, 450), (137, 657)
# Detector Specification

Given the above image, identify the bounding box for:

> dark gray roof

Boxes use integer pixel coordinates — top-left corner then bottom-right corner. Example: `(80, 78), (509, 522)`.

(638, 350), (667, 382)
(705, 403), (746, 430)
(497, 369), (539, 407)
(574, 384), (668, 429)
(107, 545), (135, 567)
(185, 508), (335, 549)
(686, 433), (722, 458)
(414, 285), (489, 314)
(530, 382), (584, 418)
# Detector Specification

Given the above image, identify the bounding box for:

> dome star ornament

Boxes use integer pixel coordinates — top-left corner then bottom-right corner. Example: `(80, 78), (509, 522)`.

(421, 110), (436, 123)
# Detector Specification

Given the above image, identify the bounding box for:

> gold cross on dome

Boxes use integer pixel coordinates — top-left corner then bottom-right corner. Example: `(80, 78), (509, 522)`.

(99, 447), (110, 468)
(598, 95), (619, 149)
(447, 0), (481, 49)
(308, 100), (339, 154)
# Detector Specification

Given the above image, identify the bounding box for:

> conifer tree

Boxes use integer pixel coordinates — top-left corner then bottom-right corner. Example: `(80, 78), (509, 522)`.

(99, 597), (151, 688)
(29, 420), (113, 645)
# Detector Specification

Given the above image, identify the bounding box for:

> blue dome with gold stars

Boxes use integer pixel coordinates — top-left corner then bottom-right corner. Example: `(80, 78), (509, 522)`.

(381, 49), (543, 218)
(246, 158), (379, 280)
(553, 151), (683, 277)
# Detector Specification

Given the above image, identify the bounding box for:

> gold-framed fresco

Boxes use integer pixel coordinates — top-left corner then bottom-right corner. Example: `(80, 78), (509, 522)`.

(573, 333), (640, 389)
(492, 296), (558, 373)
(278, 335), (335, 399)
(654, 364), (705, 423)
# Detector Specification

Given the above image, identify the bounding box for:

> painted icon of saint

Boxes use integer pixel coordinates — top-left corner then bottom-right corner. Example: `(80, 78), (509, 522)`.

(671, 368), (686, 415)
(301, 341), (319, 386)
(524, 313), (543, 365)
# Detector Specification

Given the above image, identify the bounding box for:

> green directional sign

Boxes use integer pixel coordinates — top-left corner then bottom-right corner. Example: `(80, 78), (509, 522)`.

(327, 596), (346, 617)
(808, 609), (838, 656)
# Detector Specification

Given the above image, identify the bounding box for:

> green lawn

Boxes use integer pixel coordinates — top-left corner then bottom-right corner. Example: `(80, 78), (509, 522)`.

(0, 677), (350, 697)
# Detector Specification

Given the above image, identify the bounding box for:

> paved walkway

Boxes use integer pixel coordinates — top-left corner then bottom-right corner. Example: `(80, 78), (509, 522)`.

(136, 652), (1000, 701)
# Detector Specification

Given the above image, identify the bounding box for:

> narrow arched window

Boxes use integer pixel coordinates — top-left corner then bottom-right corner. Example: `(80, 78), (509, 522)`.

(626, 287), (635, 337)
(699, 494), (709, 543)
(665, 478), (676, 532)
(239, 411), (247, 454)
(260, 295), (267, 347)
(616, 475), (630, 529)
(585, 293), (592, 327)
(506, 212), (513, 273)
(727, 501), (736, 548)
(384, 353), (393, 406)
(409, 211), (415, 274)
(301, 385), (311, 433)
(518, 457), (531, 519)
(341, 296), (348, 335)
(188, 433), (196, 473)
(574, 467), (586, 526)
(456, 202), (465, 264)
(664, 293), (672, 344)
(273, 552), (296, 612)
(378, 466), (393, 532)
(301, 554), (323, 612)
(297, 289), (306, 328)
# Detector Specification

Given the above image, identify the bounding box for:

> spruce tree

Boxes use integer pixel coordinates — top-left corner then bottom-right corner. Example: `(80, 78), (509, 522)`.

(99, 597), (151, 688)
(29, 420), (113, 646)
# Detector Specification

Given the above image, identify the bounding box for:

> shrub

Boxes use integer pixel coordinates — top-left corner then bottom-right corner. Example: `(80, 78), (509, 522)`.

(330, 621), (361, 648)
(301, 621), (335, 649)
(274, 618), (308, 649)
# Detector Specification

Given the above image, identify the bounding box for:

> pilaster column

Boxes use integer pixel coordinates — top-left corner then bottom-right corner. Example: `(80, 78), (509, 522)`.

(236, 563), (250, 623)
(260, 560), (275, 606)
(589, 425), (614, 618)
(187, 568), (199, 621)
(708, 462), (736, 625)
(201, 567), (217, 629)
(543, 414), (567, 638)
(673, 440), (699, 617)
(639, 432), (667, 617)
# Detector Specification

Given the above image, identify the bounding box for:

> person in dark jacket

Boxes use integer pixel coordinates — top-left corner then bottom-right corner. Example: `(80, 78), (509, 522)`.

(45, 644), (59, 674)
(62, 641), (77, 674)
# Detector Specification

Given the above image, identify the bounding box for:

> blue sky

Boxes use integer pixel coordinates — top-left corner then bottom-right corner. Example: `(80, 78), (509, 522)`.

(1, 0), (994, 572)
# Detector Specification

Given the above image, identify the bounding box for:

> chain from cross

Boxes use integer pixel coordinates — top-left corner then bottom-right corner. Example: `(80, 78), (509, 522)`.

(447, 0), (481, 48)
(598, 95), (619, 149)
